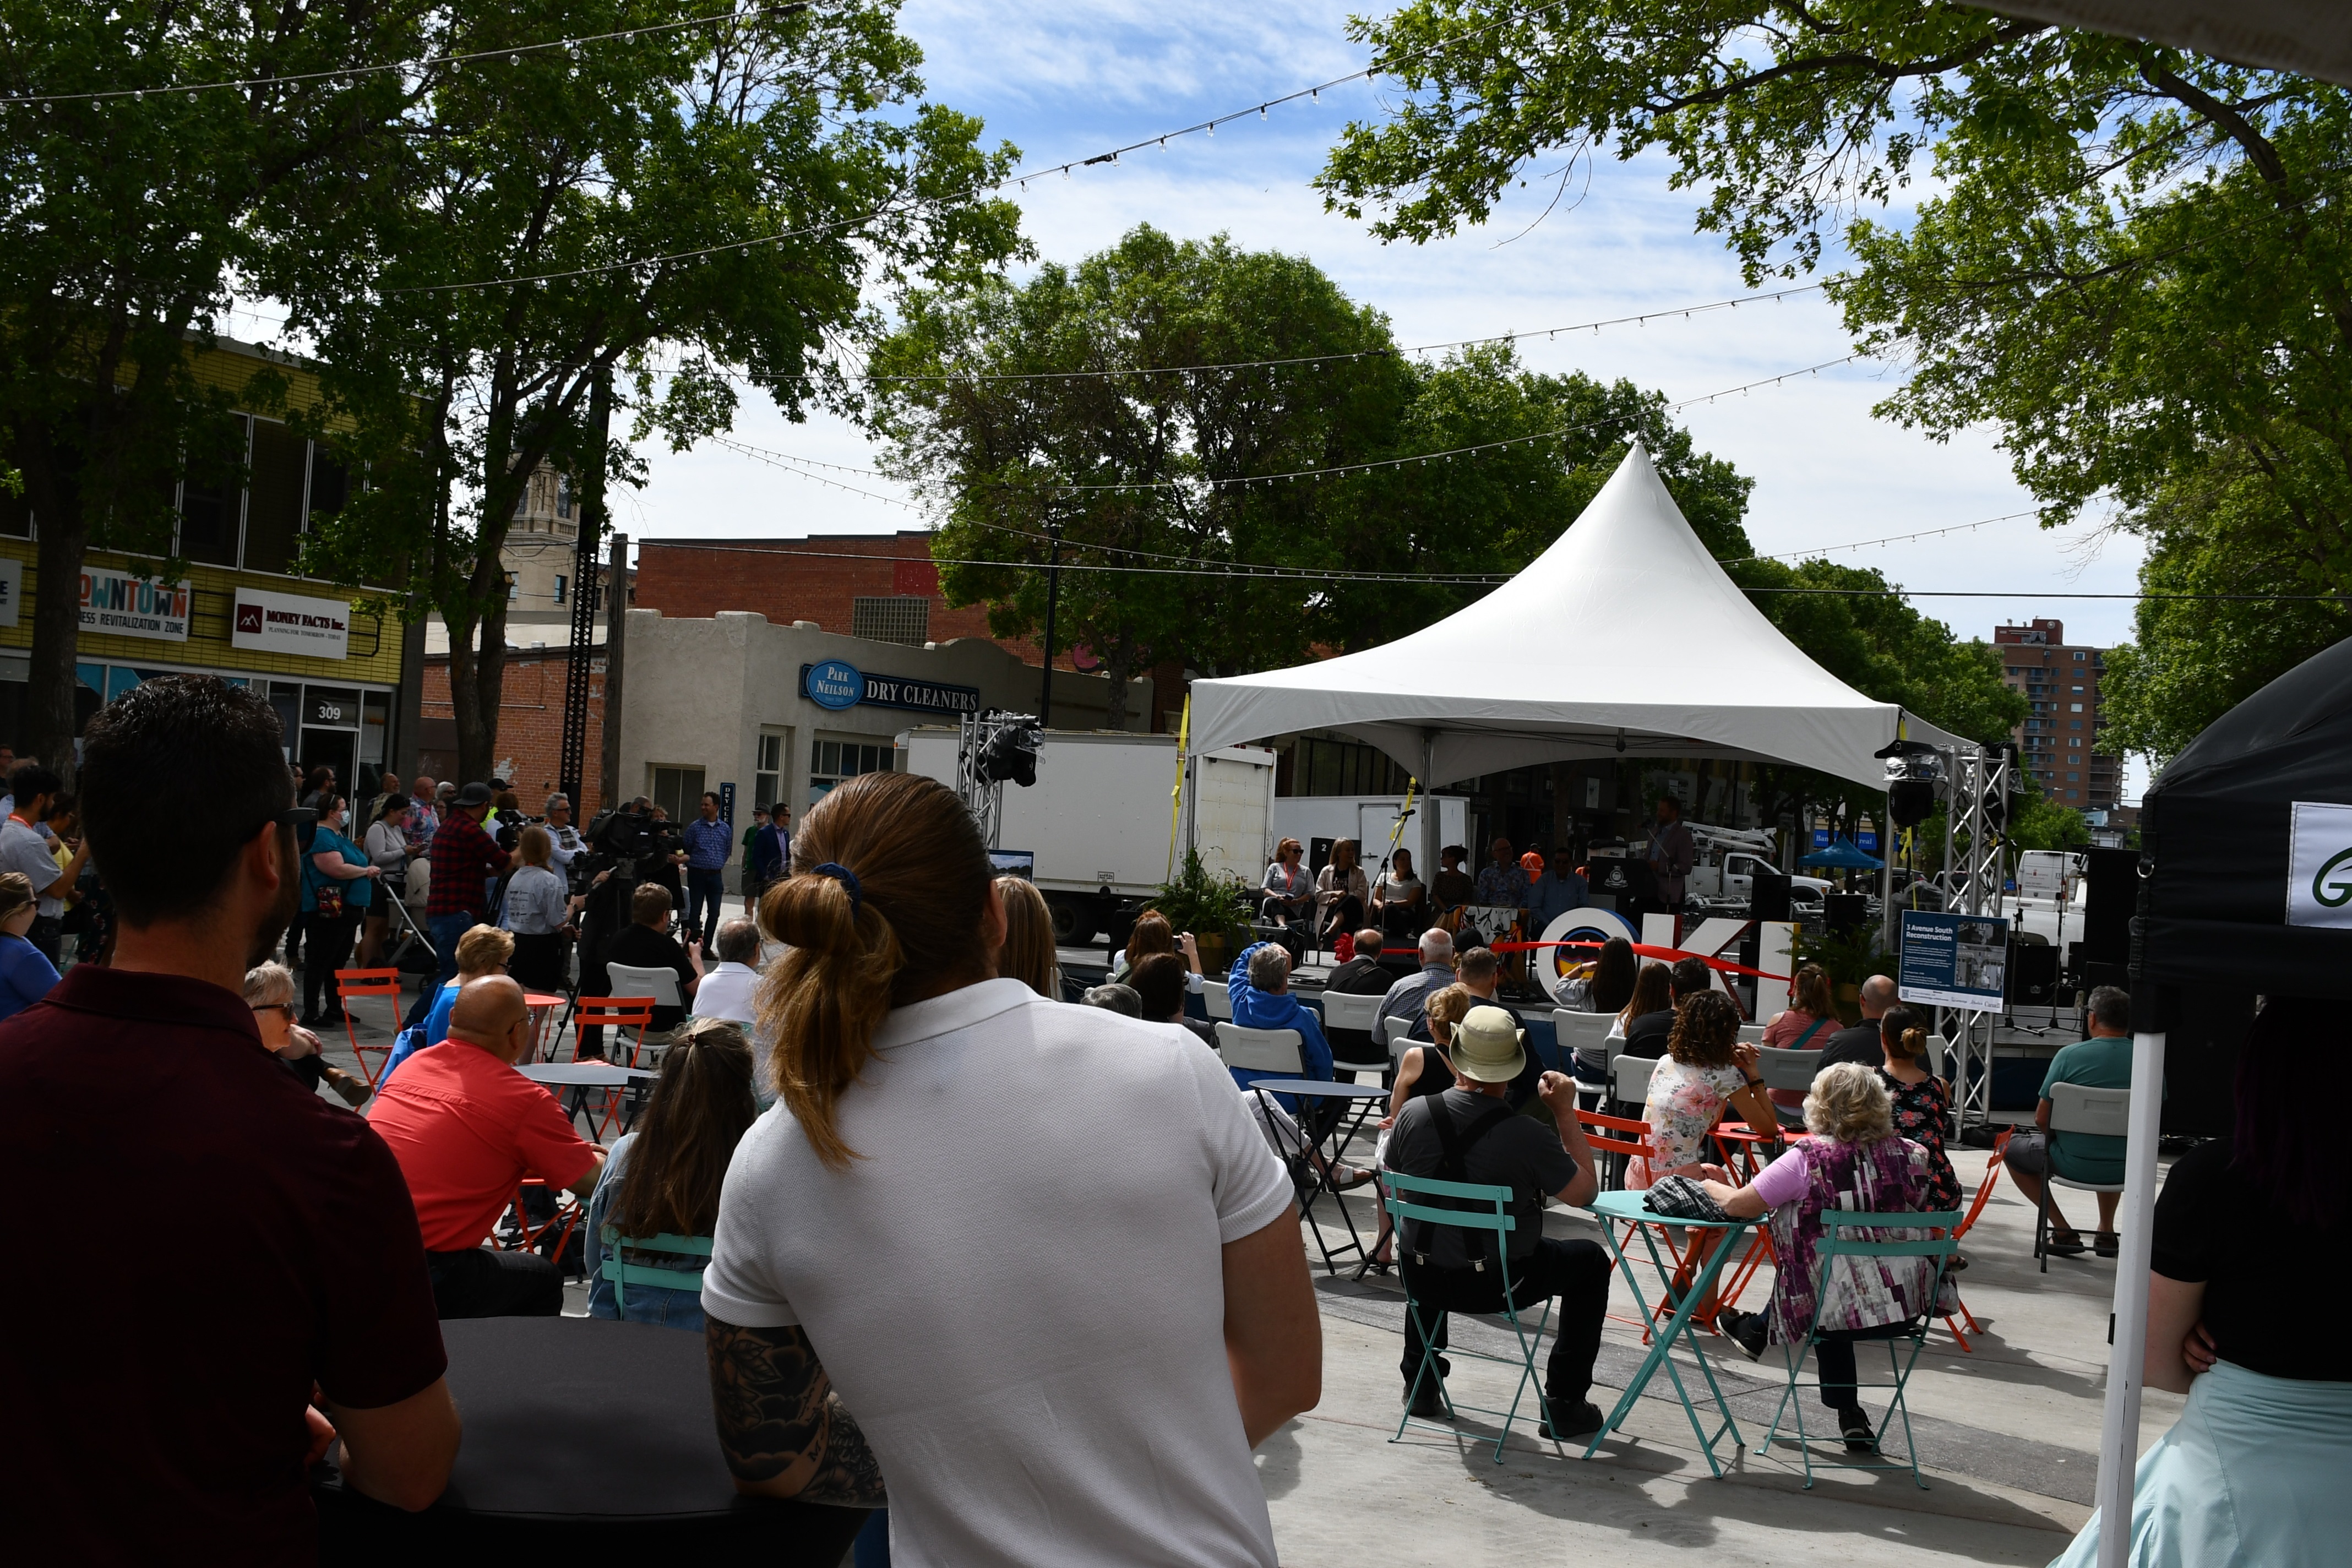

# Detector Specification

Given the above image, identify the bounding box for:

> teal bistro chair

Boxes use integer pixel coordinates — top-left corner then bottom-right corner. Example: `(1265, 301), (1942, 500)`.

(599, 1225), (714, 1318)
(1760, 1208), (1962, 1490)
(1384, 1171), (1558, 1464)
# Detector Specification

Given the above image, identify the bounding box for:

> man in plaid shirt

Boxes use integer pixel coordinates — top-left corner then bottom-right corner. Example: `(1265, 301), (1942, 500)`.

(406, 781), (513, 1030)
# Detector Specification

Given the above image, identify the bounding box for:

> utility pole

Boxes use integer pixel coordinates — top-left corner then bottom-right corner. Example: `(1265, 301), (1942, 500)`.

(558, 371), (609, 814)
(600, 531), (629, 812)
(1036, 520), (1062, 728)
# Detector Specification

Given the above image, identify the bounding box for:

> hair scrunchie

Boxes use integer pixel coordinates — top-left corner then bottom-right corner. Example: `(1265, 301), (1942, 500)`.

(813, 861), (862, 915)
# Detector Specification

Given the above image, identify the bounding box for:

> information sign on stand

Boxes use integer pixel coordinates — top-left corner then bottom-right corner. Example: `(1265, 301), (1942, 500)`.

(1897, 909), (2010, 1010)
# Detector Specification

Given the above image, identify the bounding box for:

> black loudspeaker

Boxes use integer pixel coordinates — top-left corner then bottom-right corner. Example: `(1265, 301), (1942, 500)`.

(1309, 837), (1333, 876)
(1888, 779), (1936, 828)
(2081, 960), (2129, 1003)
(2081, 846), (2138, 966)
(1824, 892), (1869, 937)
(2007, 941), (2059, 1006)
(1750, 868), (1793, 922)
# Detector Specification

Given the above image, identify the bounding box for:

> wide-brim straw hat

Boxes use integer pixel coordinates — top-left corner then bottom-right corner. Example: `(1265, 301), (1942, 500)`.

(1451, 1005), (1526, 1083)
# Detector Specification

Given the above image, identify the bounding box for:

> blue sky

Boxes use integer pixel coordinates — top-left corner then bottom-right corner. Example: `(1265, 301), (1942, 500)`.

(611, 3), (2151, 794)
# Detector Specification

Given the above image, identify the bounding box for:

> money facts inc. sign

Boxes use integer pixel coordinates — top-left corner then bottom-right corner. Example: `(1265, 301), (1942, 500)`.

(81, 568), (192, 641)
(800, 658), (980, 717)
(231, 586), (351, 660)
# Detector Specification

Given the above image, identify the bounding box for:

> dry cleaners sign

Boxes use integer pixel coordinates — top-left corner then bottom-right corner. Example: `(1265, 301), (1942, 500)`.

(231, 585), (351, 660)
(800, 659), (979, 716)
(82, 568), (191, 641)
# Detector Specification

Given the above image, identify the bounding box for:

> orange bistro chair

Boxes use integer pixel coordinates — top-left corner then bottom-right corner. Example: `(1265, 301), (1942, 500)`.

(1941, 1128), (2011, 1351)
(570, 997), (657, 1138)
(333, 968), (406, 1087)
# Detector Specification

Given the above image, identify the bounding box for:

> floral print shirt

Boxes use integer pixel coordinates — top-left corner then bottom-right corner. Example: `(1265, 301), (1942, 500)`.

(1630, 1056), (1749, 1186)
(1876, 1068), (1961, 1212)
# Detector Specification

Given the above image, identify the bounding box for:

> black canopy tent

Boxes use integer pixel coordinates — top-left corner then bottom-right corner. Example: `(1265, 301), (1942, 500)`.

(2081, 635), (2352, 1568)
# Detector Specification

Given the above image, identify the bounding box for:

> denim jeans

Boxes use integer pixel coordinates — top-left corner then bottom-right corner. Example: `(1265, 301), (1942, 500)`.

(684, 869), (726, 943)
(586, 1273), (707, 1332)
(405, 912), (476, 1030)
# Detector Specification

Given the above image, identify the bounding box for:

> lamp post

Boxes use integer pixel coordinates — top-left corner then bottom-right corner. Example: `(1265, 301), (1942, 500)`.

(1037, 519), (1062, 728)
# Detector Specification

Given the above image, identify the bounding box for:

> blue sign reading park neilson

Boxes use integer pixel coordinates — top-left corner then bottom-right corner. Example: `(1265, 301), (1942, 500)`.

(804, 658), (863, 709)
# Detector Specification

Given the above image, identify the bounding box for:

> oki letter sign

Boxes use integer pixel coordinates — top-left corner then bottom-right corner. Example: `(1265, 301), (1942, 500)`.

(231, 586), (352, 659)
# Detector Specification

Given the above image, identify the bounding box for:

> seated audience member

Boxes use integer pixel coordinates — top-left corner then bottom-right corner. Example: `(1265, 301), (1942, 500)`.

(589, 1019), (758, 1331)
(1761, 962), (1841, 1115)
(602, 881), (703, 1036)
(369, 976), (606, 1319)
(1875, 1004), (1961, 1215)
(1083, 983), (1143, 1016)
(1368, 983), (1475, 1269)
(994, 873), (1060, 997)
(1373, 927), (1456, 1042)
(1133, 952), (1217, 1049)
(1816, 974), (1897, 1073)
(1623, 956), (1716, 1059)
(0, 870), (59, 1022)
(1227, 941), (1347, 1133)
(701, 772), (1317, 1565)
(244, 960), (369, 1108)
(1632, 990), (1779, 1322)
(692, 918), (761, 1024)
(1581, 951), (1669, 1104)
(1411, 945), (1541, 1107)
(2049, 994), (2352, 1568)
(1109, 908), (1204, 990)
(382, 923), (515, 1088)
(1386, 1005), (1608, 1436)
(1320, 927), (1391, 1070)
(1705, 1064), (1956, 1455)
(2006, 984), (2136, 1256)
(0, 675), (457, 1553)
(499, 824), (580, 993)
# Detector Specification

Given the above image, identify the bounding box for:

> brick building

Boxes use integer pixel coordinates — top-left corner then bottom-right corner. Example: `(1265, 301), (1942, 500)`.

(1994, 618), (2120, 813)
(418, 633), (608, 818)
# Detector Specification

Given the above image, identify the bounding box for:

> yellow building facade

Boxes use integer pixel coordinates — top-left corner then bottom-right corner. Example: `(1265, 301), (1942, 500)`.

(0, 337), (411, 785)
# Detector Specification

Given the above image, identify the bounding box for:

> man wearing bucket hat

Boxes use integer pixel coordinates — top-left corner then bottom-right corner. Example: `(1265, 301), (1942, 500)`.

(1384, 1004), (1611, 1436)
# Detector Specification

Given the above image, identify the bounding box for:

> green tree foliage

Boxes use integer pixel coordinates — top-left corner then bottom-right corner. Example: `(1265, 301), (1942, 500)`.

(1316, 5), (2352, 759)
(282, 0), (1020, 782)
(0, 0), (428, 774)
(866, 225), (1757, 718)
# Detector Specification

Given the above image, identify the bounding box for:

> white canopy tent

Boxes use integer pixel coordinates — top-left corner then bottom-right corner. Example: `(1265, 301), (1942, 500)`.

(1188, 442), (1959, 873)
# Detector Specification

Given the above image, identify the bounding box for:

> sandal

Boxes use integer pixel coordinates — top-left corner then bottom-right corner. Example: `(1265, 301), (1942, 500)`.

(2044, 1228), (2089, 1257)
(2093, 1232), (2120, 1258)
(1331, 1165), (1378, 1191)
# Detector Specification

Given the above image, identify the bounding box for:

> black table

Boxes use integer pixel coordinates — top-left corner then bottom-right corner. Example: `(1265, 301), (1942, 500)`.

(313, 1316), (870, 1560)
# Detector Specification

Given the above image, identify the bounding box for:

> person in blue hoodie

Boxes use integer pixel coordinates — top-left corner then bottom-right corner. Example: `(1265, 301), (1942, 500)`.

(1226, 941), (1378, 1190)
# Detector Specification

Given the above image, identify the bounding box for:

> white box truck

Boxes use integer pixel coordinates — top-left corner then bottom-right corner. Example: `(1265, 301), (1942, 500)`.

(902, 728), (1276, 944)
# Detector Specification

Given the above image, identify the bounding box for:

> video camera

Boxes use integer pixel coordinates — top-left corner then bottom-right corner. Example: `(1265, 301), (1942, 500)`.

(578, 804), (682, 894)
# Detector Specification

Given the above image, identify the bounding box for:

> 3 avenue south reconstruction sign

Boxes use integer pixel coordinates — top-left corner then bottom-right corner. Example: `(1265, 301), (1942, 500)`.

(1898, 908), (2010, 1011)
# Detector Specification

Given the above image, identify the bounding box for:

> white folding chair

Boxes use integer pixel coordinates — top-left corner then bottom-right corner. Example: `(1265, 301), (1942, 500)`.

(1754, 1046), (1820, 1097)
(2036, 1082), (2132, 1271)
(1382, 1015), (1418, 1071)
(1319, 989), (1387, 1082)
(1554, 1010), (1616, 1090)
(1204, 979), (1233, 1021)
(605, 962), (686, 1063)
(1215, 1022), (1304, 1076)
(1737, 1022), (1768, 1044)
(1610, 1053), (1656, 1108)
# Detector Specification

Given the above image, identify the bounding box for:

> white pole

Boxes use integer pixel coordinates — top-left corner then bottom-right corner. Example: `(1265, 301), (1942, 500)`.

(2092, 1028), (2168, 1568)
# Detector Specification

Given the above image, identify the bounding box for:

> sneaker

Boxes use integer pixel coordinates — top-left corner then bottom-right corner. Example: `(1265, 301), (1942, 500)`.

(1404, 1380), (1449, 1420)
(1838, 1407), (1877, 1453)
(2093, 1232), (2120, 1258)
(1714, 1308), (1768, 1362)
(1541, 1396), (1605, 1441)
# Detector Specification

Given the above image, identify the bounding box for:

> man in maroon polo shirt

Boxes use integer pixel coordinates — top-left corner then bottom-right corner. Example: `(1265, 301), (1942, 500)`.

(0, 677), (459, 1562)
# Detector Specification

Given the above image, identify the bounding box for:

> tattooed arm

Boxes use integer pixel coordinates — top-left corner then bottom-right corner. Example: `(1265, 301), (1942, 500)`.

(706, 1315), (887, 1506)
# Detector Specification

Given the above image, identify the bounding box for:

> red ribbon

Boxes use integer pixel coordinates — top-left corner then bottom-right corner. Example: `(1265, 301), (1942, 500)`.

(1491, 938), (1794, 985)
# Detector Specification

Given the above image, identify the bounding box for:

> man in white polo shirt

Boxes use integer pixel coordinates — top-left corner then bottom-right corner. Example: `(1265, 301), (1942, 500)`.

(0, 761), (88, 967)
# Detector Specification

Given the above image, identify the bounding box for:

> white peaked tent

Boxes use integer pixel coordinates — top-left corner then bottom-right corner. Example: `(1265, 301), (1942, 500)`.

(1187, 442), (1958, 866)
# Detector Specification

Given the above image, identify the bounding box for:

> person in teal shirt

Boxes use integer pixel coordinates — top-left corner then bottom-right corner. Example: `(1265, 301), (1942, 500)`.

(2008, 983), (2136, 1255)
(297, 794), (379, 1026)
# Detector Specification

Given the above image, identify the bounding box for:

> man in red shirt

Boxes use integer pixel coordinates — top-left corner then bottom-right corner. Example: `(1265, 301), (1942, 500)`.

(371, 974), (606, 1317)
(0, 676), (459, 1562)
(411, 780), (513, 1030)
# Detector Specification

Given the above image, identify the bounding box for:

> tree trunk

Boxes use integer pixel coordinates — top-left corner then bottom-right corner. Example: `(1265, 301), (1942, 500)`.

(1101, 639), (1132, 731)
(22, 439), (89, 781)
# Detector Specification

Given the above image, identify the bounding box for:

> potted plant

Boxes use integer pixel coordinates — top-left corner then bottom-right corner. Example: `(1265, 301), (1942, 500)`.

(1147, 850), (1254, 976)
(1790, 923), (1894, 1024)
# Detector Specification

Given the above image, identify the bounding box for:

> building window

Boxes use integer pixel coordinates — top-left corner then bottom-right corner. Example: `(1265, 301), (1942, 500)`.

(851, 595), (930, 646)
(810, 737), (894, 798)
(756, 731), (785, 810)
(2074, 650), (2087, 661)
(2067, 772), (2079, 781)
(2071, 720), (2083, 729)
(553, 574), (567, 605)
(505, 573), (519, 601)
(2067, 789), (2079, 798)
(650, 765), (706, 824)
(2070, 702), (2083, 712)
(1287, 736), (1411, 798)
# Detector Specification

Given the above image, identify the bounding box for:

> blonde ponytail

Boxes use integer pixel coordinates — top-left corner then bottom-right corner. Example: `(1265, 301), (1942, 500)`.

(753, 772), (993, 1170)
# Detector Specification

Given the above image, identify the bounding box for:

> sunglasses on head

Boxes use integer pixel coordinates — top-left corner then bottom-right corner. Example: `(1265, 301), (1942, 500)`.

(269, 808), (319, 853)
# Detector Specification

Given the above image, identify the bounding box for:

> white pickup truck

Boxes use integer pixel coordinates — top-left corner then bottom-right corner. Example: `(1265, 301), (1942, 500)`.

(1682, 839), (1834, 905)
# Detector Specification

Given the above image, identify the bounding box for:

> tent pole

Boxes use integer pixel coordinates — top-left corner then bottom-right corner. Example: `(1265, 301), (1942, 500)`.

(1420, 732), (1439, 904)
(2091, 1027), (2166, 1568)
